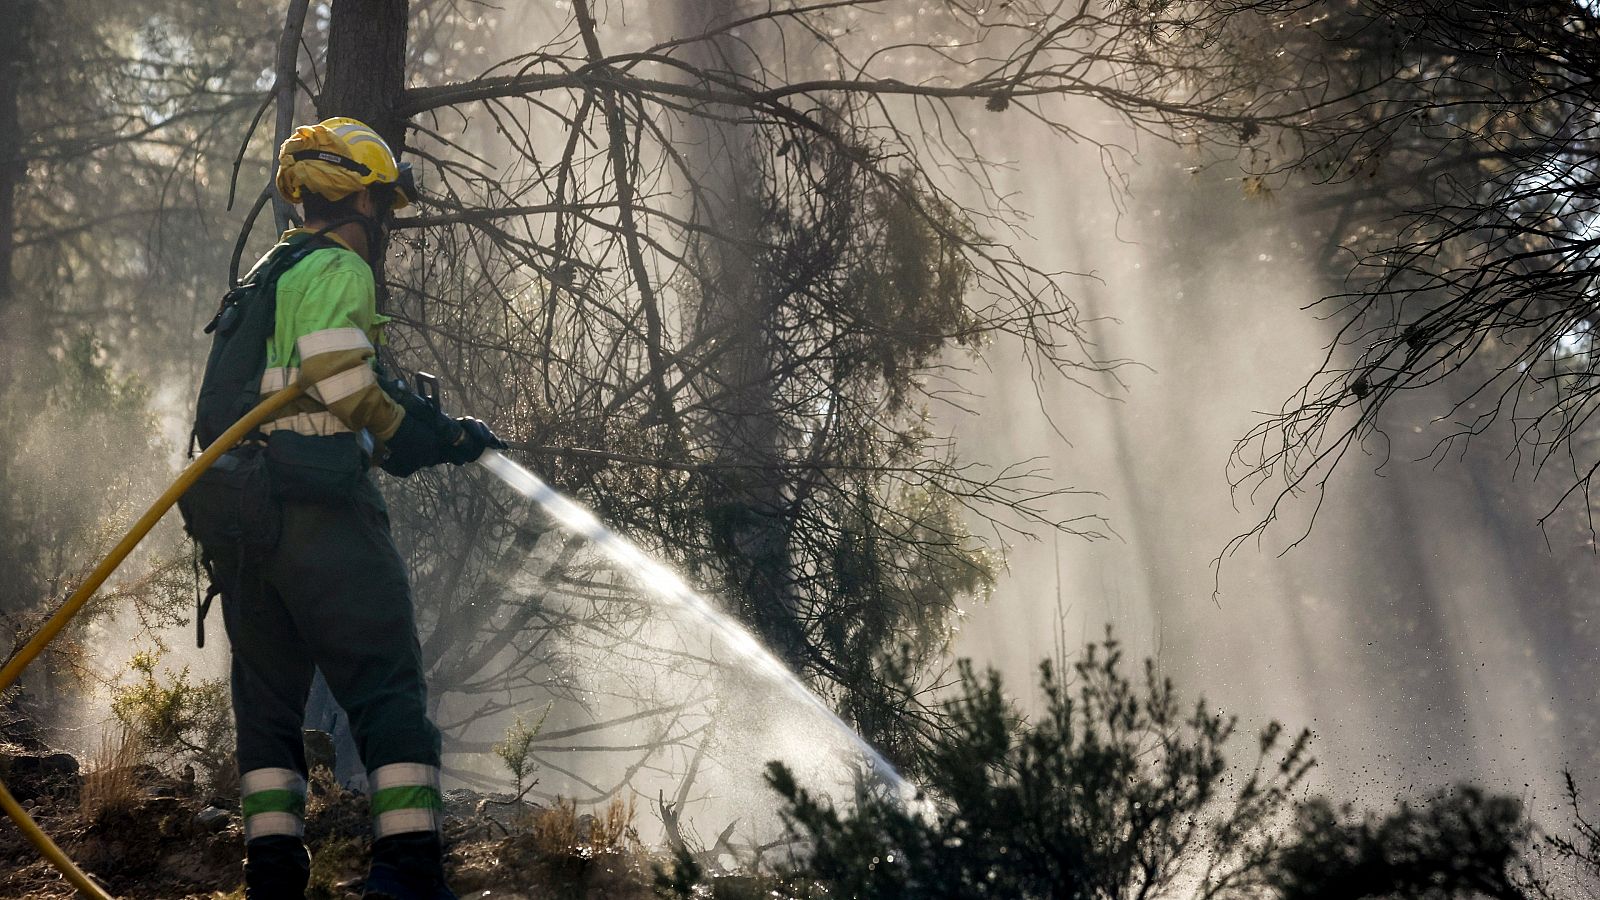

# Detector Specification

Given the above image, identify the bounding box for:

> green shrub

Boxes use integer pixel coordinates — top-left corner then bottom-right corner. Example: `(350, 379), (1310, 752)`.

(493, 704), (551, 806)
(1270, 787), (1531, 899)
(745, 633), (1541, 900)
(761, 633), (1313, 898)
(109, 649), (233, 789)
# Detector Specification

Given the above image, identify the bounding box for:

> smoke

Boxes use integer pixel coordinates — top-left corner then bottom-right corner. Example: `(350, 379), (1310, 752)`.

(424, 0), (1599, 843)
(0, 332), (202, 757)
(17, 2), (1595, 864)
(950, 113), (1591, 814)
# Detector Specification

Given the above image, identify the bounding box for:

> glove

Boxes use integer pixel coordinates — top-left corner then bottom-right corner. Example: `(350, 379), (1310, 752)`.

(376, 373), (505, 473)
(377, 376), (454, 477)
(443, 416), (506, 465)
(380, 411), (449, 477)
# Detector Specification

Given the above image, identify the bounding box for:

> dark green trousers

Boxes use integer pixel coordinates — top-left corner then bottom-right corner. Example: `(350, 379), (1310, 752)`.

(220, 480), (441, 776)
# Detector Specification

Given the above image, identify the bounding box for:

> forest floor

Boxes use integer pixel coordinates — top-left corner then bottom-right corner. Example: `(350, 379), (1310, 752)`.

(0, 738), (712, 899)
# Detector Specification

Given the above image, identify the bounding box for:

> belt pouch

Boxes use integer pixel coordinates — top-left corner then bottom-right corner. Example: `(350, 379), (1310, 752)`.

(265, 430), (367, 503)
(178, 445), (280, 562)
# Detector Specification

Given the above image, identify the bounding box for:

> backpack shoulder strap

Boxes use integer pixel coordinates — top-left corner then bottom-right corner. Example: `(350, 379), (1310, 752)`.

(253, 232), (342, 289)
(192, 233), (348, 452)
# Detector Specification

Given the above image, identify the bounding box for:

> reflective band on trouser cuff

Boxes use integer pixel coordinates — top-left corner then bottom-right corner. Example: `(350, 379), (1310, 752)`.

(369, 763), (444, 838)
(261, 366), (301, 394)
(241, 768), (306, 841)
(259, 411), (353, 437)
(298, 327), (373, 359)
(309, 364), (377, 405)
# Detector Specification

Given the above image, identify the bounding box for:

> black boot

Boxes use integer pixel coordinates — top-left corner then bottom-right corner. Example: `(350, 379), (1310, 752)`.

(363, 832), (456, 900)
(244, 834), (310, 900)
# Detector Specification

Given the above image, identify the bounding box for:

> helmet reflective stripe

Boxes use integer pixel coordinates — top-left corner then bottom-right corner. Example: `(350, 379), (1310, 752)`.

(369, 762), (444, 838)
(241, 768), (306, 841)
(340, 132), (390, 154)
(329, 121), (393, 153)
(324, 118), (399, 185)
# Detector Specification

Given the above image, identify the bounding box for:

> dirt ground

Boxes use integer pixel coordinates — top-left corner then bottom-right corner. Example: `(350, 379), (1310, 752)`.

(0, 760), (670, 899)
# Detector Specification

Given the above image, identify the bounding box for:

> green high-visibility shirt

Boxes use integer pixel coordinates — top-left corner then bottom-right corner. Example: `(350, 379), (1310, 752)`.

(257, 229), (405, 443)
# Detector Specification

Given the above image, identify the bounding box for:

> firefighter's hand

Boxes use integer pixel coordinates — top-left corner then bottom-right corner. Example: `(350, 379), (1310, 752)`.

(444, 417), (506, 465)
(381, 412), (447, 477)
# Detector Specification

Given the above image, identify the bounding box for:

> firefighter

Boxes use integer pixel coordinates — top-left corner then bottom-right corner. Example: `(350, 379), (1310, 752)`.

(221, 117), (499, 900)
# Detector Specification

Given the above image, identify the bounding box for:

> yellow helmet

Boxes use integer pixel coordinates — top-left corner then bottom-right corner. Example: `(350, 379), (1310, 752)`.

(276, 116), (414, 210)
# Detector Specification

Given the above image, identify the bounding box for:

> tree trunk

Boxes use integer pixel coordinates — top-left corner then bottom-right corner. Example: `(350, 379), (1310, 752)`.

(321, 0), (408, 303)
(676, 0), (807, 667)
(272, 0), (312, 234)
(320, 0), (409, 152)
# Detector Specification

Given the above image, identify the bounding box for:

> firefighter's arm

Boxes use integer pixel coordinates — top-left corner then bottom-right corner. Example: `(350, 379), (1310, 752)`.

(292, 267), (406, 442)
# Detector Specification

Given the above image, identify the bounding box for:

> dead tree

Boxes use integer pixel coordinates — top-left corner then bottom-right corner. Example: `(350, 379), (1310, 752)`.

(279, 0), (1334, 777)
(1205, 2), (1600, 553)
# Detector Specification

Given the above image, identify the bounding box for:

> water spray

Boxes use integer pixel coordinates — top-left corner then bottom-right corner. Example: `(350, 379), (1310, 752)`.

(475, 450), (912, 797)
(0, 383), (910, 897)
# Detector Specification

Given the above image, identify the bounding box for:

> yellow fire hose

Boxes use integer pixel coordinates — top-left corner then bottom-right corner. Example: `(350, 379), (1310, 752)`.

(0, 384), (304, 899)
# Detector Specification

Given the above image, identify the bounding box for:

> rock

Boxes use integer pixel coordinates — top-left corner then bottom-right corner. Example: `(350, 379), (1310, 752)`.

(126, 763), (163, 786)
(443, 787), (483, 819)
(195, 805), (232, 833)
(575, 812), (596, 841)
(203, 827), (245, 870)
(0, 748), (80, 802)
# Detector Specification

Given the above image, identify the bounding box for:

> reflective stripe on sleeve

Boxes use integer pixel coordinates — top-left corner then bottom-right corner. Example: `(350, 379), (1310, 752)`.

(261, 367), (301, 394)
(241, 768), (306, 841)
(369, 763), (444, 838)
(259, 411), (352, 436)
(309, 364), (377, 405)
(297, 326), (372, 360)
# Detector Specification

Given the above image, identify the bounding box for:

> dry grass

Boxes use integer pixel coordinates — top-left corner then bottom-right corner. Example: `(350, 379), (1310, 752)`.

(589, 795), (637, 851)
(532, 795), (638, 856)
(80, 728), (141, 823)
(499, 794), (649, 898)
(531, 797), (580, 854)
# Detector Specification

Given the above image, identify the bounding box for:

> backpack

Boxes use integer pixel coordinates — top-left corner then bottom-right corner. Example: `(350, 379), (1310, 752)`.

(178, 231), (335, 645)
(193, 231), (337, 449)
